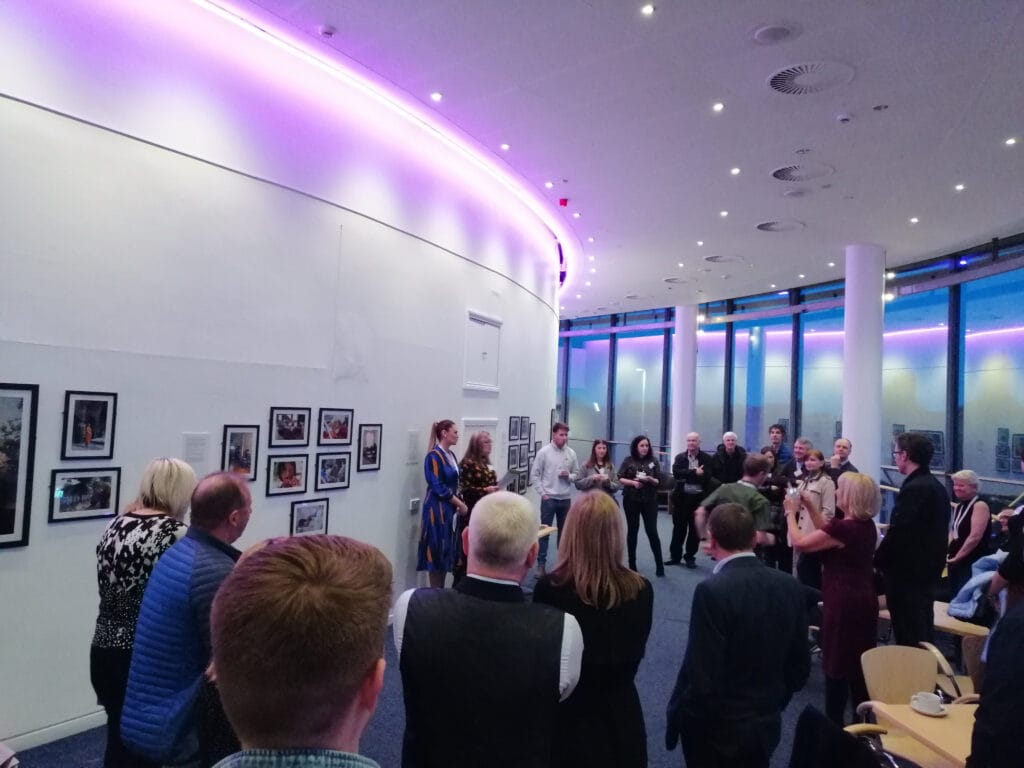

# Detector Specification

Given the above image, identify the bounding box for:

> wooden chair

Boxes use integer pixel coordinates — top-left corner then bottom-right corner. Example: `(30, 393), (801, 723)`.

(919, 641), (973, 699)
(858, 646), (952, 768)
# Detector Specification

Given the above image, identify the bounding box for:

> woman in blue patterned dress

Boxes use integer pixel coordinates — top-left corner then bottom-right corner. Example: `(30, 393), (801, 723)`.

(419, 419), (467, 588)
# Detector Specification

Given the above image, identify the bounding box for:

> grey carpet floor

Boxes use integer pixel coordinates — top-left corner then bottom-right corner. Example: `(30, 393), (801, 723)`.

(18, 513), (830, 767)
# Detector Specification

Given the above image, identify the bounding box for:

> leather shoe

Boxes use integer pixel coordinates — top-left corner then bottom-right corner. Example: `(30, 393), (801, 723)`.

(665, 558), (682, 566)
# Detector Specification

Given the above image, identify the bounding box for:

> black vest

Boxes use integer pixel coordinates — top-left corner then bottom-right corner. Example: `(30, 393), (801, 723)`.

(400, 578), (565, 768)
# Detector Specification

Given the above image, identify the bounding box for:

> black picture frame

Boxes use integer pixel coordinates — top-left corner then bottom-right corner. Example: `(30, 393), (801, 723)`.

(61, 390), (117, 460)
(222, 425), (260, 482)
(357, 424), (382, 472)
(529, 421), (536, 445)
(520, 416), (529, 433)
(508, 444), (519, 472)
(269, 407), (311, 448)
(290, 497), (329, 536)
(518, 444), (528, 470)
(266, 454), (308, 496)
(517, 471), (528, 495)
(509, 416), (520, 441)
(48, 467), (121, 523)
(317, 408), (354, 447)
(315, 451), (351, 491)
(0, 383), (38, 548)
(534, 440), (542, 455)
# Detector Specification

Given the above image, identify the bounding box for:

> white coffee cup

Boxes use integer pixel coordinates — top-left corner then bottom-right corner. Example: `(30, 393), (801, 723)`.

(636, 471), (648, 480)
(910, 691), (943, 714)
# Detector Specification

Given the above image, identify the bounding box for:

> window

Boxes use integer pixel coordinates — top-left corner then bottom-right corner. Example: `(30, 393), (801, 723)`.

(613, 331), (665, 464)
(731, 316), (793, 451)
(566, 335), (609, 452)
(800, 306), (844, 451)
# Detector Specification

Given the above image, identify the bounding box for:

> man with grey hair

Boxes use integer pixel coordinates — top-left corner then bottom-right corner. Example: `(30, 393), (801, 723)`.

(780, 437), (813, 485)
(394, 491), (583, 768)
(711, 431), (747, 484)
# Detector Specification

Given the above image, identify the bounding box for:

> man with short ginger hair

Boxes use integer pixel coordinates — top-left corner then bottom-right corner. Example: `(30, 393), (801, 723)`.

(394, 491), (583, 768)
(210, 535), (392, 768)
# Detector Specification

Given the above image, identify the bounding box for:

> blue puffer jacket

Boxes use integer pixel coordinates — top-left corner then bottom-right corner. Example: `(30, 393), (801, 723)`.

(121, 527), (241, 765)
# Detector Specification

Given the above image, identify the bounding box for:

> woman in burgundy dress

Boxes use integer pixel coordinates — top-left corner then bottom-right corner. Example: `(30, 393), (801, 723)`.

(785, 471), (880, 725)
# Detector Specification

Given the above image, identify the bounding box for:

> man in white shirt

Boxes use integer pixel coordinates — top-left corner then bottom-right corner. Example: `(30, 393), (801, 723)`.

(530, 422), (580, 575)
(394, 491), (583, 768)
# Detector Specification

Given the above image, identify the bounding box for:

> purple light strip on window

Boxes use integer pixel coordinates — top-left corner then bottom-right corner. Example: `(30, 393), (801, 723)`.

(188, 0), (578, 290)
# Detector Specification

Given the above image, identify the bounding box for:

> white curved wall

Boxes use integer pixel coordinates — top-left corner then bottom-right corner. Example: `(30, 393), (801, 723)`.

(0, 0), (562, 747)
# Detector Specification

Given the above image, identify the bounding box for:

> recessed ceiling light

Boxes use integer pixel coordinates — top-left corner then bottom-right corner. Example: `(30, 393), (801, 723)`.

(886, 271), (895, 280)
(576, 294), (582, 299)
(730, 167), (741, 176)
(544, 181), (554, 189)
(640, 4), (655, 16)
(585, 281), (591, 287)
(697, 240), (704, 246)
(560, 305), (565, 310)
(954, 183), (965, 191)
(588, 255), (595, 261)
(590, 267), (597, 274)
(720, 211), (728, 217)
(499, 143), (510, 151)
(798, 273), (805, 279)
(712, 102), (724, 112)
(587, 236), (594, 243)
(678, 262), (684, 267)
(1006, 137), (1017, 146)
(572, 211), (581, 219)
(429, 91), (443, 103)
(909, 217), (919, 224)
(770, 283), (776, 288)
(827, 262), (835, 267)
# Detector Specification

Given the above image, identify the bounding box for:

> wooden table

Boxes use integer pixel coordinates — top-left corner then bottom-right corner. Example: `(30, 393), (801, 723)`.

(878, 601), (989, 638)
(870, 701), (976, 767)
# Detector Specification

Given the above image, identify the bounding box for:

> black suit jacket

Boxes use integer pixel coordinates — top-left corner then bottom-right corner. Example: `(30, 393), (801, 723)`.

(666, 556), (810, 757)
(874, 466), (950, 584)
(671, 450), (715, 502)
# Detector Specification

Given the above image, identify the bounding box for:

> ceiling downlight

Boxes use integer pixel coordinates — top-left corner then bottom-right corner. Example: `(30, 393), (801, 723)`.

(767, 62), (854, 96)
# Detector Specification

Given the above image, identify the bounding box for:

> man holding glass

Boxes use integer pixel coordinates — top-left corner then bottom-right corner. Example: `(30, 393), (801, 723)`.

(531, 422), (579, 576)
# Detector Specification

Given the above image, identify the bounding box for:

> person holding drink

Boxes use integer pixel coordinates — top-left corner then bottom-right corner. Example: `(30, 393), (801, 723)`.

(531, 422), (580, 576)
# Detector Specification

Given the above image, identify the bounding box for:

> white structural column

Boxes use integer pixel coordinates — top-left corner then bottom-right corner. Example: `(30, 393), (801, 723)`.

(670, 304), (699, 457)
(842, 243), (886, 481)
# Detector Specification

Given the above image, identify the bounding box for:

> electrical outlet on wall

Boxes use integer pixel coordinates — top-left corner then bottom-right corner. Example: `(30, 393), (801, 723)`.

(409, 498), (420, 514)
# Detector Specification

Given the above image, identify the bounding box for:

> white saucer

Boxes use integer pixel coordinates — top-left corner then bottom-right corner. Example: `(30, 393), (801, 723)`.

(911, 703), (948, 717)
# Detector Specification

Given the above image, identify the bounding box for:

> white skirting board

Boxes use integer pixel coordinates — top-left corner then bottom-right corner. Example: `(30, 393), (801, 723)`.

(3, 710), (105, 753)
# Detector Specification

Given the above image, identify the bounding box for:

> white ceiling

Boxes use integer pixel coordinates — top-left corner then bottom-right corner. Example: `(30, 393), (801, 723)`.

(241, 0), (1024, 318)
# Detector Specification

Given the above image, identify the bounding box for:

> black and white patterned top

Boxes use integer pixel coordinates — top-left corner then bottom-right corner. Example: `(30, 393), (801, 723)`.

(92, 512), (187, 649)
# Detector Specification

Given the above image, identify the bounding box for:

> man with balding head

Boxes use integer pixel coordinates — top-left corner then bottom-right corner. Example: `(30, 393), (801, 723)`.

(122, 472), (254, 767)
(669, 432), (715, 568)
(394, 491), (583, 768)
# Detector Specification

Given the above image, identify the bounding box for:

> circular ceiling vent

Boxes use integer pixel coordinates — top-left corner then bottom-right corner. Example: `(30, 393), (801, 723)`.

(767, 62), (854, 95)
(704, 254), (743, 263)
(623, 293), (653, 301)
(756, 220), (806, 233)
(663, 276), (690, 284)
(752, 23), (801, 45)
(771, 162), (834, 182)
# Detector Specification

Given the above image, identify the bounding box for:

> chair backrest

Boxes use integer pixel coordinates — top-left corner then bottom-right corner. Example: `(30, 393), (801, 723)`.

(861, 646), (938, 703)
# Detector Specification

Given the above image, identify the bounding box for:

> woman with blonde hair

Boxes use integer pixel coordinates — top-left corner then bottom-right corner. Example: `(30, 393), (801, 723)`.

(946, 469), (991, 598)
(534, 491), (653, 767)
(91, 457), (197, 767)
(454, 431), (499, 584)
(785, 471), (880, 725)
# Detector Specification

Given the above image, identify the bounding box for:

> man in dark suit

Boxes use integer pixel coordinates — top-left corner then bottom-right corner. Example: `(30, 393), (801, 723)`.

(394, 491), (583, 768)
(666, 503), (810, 768)
(874, 431), (950, 646)
(778, 437), (813, 486)
(825, 437), (858, 484)
(668, 431), (715, 568)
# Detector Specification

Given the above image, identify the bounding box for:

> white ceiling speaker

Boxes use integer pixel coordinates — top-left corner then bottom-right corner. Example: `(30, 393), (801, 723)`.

(767, 62), (854, 95)
(771, 163), (835, 182)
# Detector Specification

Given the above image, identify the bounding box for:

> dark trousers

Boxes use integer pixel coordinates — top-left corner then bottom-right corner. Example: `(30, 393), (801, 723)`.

(796, 552), (823, 591)
(90, 645), (158, 768)
(669, 494), (702, 563)
(824, 673), (869, 726)
(538, 497), (570, 566)
(885, 582), (935, 646)
(624, 497), (663, 572)
(679, 720), (771, 768)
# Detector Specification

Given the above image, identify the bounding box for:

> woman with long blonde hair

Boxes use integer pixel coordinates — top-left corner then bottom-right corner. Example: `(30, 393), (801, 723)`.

(533, 491), (653, 767)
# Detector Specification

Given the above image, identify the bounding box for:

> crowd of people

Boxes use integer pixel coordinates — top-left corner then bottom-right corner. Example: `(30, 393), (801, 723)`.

(82, 419), (1024, 768)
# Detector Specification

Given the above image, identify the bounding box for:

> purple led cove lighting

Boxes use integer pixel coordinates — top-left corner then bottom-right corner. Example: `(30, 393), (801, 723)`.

(188, 0), (579, 290)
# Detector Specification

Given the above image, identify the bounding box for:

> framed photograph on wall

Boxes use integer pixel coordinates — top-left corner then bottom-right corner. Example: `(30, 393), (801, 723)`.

(529, 421), (536, 445)
(48, 467), (120, 523)
(266, 454), (308, 496)
(520, 417), (529, 434)
(517, 471), (528, 495)
(269, 407), (311, 448)
(534, 440), (542, 455)
(291, 497), (329, 536)
(508, 444), (519, 472)
(318, 408), (353, 447)
(222, 425), (259, 482)
(509, 416), (520, 441)
(1, 383), (38, 548)
(357, 424), (382, 472)
(518, 444), (528, 470)
(315, 452), (351, 491)
(61, 390), (117, 460)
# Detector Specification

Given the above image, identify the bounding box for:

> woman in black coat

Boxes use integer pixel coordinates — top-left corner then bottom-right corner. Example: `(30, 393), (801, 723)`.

(534, 491), (654, 768)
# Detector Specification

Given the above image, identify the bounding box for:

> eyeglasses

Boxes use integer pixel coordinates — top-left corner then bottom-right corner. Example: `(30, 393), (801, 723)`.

(891, 450), (905, 458)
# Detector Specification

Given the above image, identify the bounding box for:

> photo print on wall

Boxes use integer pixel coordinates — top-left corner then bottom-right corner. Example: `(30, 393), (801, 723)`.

(61, 390), (117, 461)
(0, 383), (38, 548)
(269, 407), (311, 448)
(318, 408), (353, 447)
(315, 452), (351, 491)
(222, 425), (260, 482)
(266, 454), (308, 496)
(291, 497), (329, 536)
(49, 467), (121, 523)
(357, 424), (382, 472)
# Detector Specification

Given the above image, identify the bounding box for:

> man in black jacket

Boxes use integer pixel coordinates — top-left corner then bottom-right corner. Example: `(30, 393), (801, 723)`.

(711, 431), (747, 484)
(874, 432), (950, 645)
(666, 503), (810, 767)
(668, 432), (715, 568)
